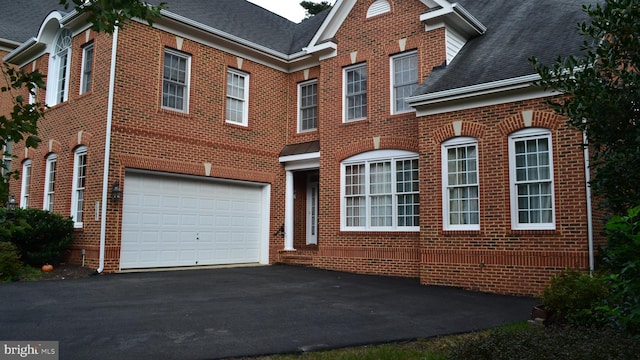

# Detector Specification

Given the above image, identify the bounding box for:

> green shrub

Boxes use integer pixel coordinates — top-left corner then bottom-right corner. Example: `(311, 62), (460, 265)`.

(602, 205), (640, 334)
(542, 268), (611, 327)
(0, 208), (74, 267)
(446, 326), (640, 360)
(0, 241), (23, 281)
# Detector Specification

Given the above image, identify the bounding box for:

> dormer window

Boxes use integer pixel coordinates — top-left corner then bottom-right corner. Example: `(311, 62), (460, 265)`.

(46, 28), (72, 106)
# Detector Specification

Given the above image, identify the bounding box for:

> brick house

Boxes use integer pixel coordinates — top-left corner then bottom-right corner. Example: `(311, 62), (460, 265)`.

(1, 0), (601, 295)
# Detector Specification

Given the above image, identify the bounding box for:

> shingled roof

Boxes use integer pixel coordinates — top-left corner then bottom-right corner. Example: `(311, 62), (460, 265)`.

(413, 0), (600, 96)
(0, 0), (329, 55)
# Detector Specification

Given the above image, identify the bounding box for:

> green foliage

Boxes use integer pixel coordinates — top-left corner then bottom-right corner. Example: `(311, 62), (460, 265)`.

(0, 241), (23, 281)
(0, 208), (74, 267)
(542, 269), (611, 327)
(531, 0), (640, 214)
(300, 1), (332, 18)
(602, 205), (640, 333)
(59, 0), (166, 34)
(446, 326), (640, 360)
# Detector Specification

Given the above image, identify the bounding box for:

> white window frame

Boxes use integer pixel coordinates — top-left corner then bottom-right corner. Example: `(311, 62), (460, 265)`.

(442, 137), (480, 230)
(46, 28), (72, 106)
(43, 153), (57, 211)
(71, 146), (87, 228)
(390, 51), (418, 114)
(2, 141), (12, 177)
(340, 150), (419, 232)
(508, 128), (556, 230)
(20, 159), (32, 209)
(162, 48), (191, 113)
(343, 63), (367, 122)
(298, 79), (318, 133)
(225, 68), (250, 126)
(80, 42), (94, 94)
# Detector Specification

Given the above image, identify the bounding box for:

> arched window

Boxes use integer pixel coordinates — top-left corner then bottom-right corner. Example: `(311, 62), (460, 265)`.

(46, 28), (72, 106)
(341, 150), (419, 231)
(508, 128), (555, 230)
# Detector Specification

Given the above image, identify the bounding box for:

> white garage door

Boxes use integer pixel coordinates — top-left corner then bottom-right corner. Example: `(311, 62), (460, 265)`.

(120, 171), (265, 269)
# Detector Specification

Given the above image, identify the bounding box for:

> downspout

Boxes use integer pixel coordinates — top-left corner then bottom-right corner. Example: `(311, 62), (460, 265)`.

(96, 25), (119, 273)
(583, 131), (595, 274)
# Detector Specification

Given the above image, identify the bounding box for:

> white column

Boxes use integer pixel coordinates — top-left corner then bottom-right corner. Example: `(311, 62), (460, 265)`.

(284, 170), (295, 251)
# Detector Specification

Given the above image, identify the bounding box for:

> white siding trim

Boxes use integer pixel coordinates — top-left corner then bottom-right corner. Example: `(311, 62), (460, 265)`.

(445, 26), (466, 64)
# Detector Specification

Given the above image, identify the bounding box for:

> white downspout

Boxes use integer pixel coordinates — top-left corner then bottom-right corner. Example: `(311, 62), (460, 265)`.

(96, 25), (119, 273)
(583, 131), (594, 274)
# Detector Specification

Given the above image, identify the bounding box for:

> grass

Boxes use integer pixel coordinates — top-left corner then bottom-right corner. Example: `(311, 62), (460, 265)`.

(235, 321), (640, 360)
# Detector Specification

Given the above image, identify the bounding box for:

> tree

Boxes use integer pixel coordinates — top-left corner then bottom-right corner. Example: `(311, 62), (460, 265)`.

(0, 0), (165, 201)
(300, 1), (332, 18)
(531, 0), (640, 215)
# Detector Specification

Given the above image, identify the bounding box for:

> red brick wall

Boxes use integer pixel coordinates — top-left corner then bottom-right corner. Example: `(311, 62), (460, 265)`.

(418, 99), (593, 296)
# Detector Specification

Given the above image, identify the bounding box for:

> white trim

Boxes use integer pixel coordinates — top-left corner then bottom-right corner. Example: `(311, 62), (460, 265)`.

(71, 145), (88, 228)
(225, 68), (250, 126)
(341, 150), (420, 232)
(45, 28), (72, 107)
(441, 137), (480, 231)
(367, 0), (391, 18)
(43, 154), (57, 211)
(20, 159), (32, 209)
(161, 48), (191, 113)
(298, 79), (318, 133)
(306, 176), (319, 245)
(279, 151), (320, 166)
(508, 128), (556, 230)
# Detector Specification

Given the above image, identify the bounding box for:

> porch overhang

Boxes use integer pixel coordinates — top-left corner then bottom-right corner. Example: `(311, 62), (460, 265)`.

(279, 141), (320, 170)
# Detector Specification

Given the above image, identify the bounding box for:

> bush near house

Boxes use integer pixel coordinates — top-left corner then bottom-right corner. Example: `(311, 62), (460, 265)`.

(0, 208), (74, 267)
(0, 241), (23, 281)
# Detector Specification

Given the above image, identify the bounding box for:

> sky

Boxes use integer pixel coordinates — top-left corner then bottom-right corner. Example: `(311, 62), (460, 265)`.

(247, 0), (335, 23)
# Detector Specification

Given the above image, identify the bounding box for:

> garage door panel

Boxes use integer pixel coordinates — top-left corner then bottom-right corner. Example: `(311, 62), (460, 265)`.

(120, 172), (264, 269)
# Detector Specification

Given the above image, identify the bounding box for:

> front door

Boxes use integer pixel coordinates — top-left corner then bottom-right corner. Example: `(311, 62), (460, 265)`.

(306, 173), (318, 245)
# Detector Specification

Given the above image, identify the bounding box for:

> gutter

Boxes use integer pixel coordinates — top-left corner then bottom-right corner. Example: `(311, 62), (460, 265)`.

(96, 24), (119, 274)
(583, 131), (595, 274)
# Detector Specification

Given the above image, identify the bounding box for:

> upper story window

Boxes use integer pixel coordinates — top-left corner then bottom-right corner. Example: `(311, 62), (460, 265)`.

(80, 42), (94, 94)
(44, 153), (57, 211)
(341, 150), (419, 231)
(226, 68), (249, 126)
(509, 128), (555, 230)
(46, 28), (72, 106)
(2, 141), (12, 177)
(442, 137), (479, 230)
(391, 51), (418, 114)
(162, 48), (190, 112)
(71, 146), (87, 228)
(20, 159), (32, 208)
(343, 63), (367, 122)
(298, 80), (318, 132)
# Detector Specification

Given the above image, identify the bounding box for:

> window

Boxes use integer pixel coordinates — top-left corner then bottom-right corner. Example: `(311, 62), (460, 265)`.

(226, 69), (249, 126)
(80, 42), (94, 94)
(162, 48), (190, 112)
(20, 160), (31, 208)
(298, 80), (318, 132)
(71, 146), (87, 227)
(43, 154), (57, 211)
(442, 137), (479, 230)
(391, 51), (418, 114)
(341, 150), (419, 231)
(46, 28), (72, 106)
(509, 128), (555, 230)
(2, 141), (12, 177)
(343, 63), (367, 122)
(367, 0), (391, 18)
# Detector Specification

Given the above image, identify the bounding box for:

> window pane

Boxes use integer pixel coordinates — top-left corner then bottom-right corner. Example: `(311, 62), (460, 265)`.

(162, 50), (189, 111)
(345, 64), (367, 121)
(445, 142), (479, 226)
(393, 52), (418, 113)
(299, 82), (318, 131)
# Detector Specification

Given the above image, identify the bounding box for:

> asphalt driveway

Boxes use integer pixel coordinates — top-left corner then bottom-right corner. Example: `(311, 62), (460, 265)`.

(1, 265), (537, 359)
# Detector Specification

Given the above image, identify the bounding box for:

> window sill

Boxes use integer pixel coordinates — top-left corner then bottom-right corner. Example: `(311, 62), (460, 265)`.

(442, 229), (481, 236)
(341, 118), (368, 126)
(159, 107), (191, 117)
(509, 229), (557, 235)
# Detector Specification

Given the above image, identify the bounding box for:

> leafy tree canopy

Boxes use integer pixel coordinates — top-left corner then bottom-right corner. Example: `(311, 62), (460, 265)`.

(300, 1), (332, 18)
(0, 0), (165, 201)
(531, 0), (640, 215)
